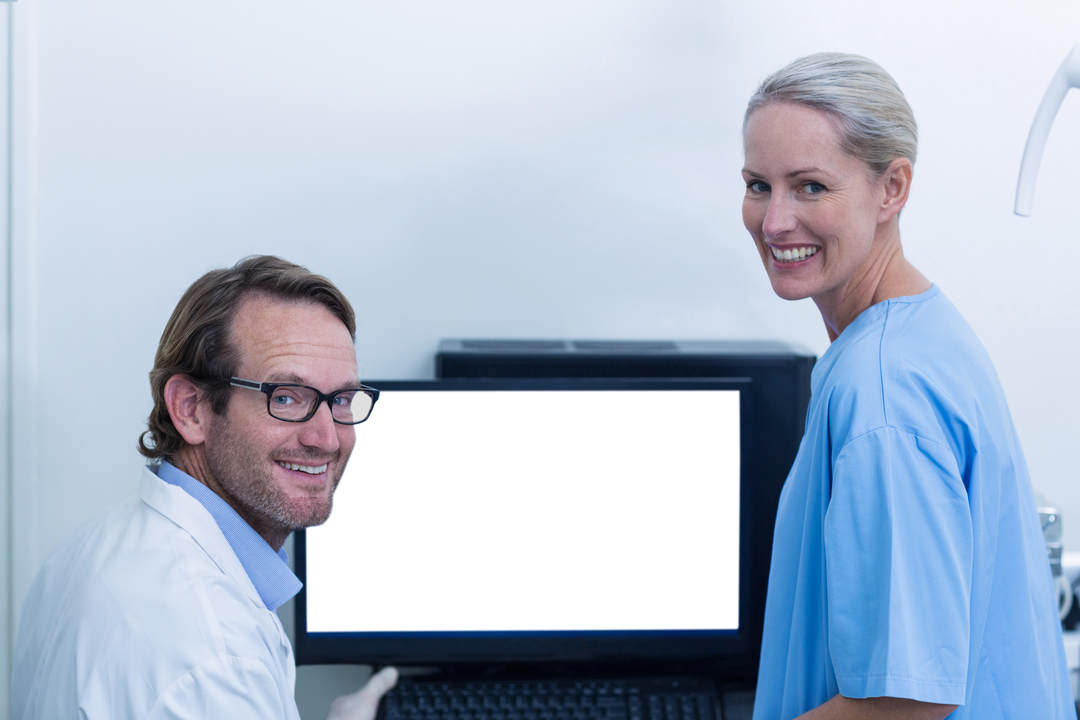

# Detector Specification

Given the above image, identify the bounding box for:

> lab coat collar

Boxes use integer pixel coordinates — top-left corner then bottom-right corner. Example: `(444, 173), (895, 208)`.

(139, 466), (267, 609)
(154, 462), (302, 611)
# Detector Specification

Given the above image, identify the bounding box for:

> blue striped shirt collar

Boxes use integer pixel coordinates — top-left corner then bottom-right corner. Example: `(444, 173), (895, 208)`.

(155, 461), (302, 611)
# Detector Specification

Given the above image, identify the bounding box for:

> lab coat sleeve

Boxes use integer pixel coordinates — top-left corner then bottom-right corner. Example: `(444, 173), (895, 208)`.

(824, 426), (972, 705)
(145, 656), (288, 720)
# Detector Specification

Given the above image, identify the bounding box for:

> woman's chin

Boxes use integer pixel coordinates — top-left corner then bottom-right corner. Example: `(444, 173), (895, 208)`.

(768, 278), (814, 302)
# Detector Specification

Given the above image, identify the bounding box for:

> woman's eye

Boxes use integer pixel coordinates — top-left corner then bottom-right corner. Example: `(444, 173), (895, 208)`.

(747, 181), (770, 193)
(804, 182), (826, 194)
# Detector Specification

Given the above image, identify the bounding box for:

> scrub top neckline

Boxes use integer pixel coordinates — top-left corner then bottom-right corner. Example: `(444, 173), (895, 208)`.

(821, 284), (941, 364)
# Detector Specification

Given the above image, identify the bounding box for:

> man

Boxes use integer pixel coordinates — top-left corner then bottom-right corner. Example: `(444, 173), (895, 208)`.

(13, 256), (396, 719)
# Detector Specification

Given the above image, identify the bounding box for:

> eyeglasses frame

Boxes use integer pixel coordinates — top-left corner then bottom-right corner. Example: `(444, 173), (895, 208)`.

(229, 377), (380, 425)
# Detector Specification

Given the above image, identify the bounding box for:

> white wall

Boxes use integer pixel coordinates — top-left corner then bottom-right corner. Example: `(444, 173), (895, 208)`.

(5, 0), (1080, 717)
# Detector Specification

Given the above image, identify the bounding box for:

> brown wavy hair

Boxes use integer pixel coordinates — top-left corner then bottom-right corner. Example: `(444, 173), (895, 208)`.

(138, 255), (356, 462)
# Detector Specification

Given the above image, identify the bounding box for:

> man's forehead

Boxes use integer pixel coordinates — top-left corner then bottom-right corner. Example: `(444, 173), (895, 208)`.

(232, 297), (358, 376)
(242, 341), (359, 389)
(234, 295), (351, 338)
(247, 335), (355, 357)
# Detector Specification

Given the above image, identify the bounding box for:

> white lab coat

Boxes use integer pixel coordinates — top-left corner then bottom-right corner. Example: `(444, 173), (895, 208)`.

(13, 467), (301, 720)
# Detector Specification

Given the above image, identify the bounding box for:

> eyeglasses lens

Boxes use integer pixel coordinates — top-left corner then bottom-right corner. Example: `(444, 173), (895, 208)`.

(268, 387), (317, 421)
(352, 390), (378, 425)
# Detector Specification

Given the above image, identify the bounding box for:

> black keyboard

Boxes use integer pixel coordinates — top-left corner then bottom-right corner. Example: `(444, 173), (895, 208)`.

(380, 677), (718, 720)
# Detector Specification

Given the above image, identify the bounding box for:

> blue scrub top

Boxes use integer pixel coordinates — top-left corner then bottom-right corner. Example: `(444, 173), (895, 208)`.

(753, 286), (1075, 719)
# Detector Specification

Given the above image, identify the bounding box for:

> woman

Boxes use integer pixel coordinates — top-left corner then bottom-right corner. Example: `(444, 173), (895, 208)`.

(741, 54), (1075, 720)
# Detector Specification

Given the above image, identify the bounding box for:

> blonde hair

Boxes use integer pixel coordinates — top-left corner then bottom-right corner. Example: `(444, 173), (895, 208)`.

(744, 52), (918, 176)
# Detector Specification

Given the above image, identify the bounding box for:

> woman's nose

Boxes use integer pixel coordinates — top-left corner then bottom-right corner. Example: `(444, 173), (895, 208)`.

(762, 196), (797, 238)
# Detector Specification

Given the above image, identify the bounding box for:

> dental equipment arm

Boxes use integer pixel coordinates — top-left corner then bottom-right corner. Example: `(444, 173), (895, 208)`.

(1015, 45), (1080, 217)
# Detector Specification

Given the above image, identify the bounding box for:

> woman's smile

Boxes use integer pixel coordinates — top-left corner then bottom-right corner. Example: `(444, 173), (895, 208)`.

(769, 245), (820, 263)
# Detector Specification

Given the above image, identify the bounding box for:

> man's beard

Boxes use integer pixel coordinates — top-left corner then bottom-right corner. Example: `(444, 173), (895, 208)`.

(204, 413), (345, 532)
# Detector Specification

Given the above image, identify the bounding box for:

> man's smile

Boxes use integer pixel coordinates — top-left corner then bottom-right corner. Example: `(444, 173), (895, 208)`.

(275, 461), (329, 475)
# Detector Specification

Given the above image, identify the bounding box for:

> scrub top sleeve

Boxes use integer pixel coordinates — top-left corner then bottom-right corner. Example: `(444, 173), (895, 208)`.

(824, 426), (972, 705)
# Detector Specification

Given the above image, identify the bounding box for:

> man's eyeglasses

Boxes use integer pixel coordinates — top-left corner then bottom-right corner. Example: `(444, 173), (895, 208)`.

(229, 378), (379, 425)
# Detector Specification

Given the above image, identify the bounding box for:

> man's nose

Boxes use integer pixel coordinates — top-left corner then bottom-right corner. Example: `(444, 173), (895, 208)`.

(762, 195), (797, 238)
(299, 401), (341, 452)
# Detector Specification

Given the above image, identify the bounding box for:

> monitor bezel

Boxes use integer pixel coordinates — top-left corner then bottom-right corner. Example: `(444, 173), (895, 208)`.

(294, 377), (753, 668)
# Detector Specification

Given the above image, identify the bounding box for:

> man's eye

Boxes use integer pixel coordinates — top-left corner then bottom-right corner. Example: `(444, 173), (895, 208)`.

(271, 393), (299, 406)
(332, 393), (356, 407)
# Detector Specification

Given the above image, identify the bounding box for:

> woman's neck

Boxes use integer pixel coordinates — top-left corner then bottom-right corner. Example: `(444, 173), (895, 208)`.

(813, 227), (932, 342)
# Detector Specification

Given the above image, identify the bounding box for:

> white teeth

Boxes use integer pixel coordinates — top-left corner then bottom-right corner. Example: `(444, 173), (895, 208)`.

(770, 246), (818, 263)
(277, 461), (328, 475)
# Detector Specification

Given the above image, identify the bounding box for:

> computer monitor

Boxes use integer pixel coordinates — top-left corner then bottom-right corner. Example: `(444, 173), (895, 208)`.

(295, 377), (752, 673)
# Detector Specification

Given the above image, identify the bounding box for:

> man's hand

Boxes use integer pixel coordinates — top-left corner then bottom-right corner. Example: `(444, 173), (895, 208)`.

(326, 666), (399, 720)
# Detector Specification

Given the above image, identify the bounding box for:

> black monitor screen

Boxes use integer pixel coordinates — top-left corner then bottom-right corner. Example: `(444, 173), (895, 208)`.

(295, 378), (751, 668)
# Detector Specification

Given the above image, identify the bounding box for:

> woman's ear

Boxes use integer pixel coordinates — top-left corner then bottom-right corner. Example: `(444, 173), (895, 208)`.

(878, 158), (913, 224)
(164, 375), (213, 447)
